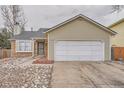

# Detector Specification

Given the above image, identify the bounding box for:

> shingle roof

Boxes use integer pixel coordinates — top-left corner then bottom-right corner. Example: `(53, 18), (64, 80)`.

(11, 28), (49, 40)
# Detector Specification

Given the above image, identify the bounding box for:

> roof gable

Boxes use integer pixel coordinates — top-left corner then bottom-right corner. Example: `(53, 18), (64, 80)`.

(45, 14), (117, 35)
(108, 18), (124, 28)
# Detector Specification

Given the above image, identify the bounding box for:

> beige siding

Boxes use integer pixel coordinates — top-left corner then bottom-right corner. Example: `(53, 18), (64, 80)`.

(110, 22), (124, 47)
(47, 17), (111, 61)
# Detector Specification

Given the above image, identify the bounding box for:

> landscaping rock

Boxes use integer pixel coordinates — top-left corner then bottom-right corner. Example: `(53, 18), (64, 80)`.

(0, 64), (53, 88)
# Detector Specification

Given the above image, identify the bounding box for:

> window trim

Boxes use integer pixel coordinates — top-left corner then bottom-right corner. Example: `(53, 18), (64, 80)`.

(16, 40), (33, 52)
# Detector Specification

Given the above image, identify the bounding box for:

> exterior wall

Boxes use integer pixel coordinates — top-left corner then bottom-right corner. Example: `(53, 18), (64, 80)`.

(11, 40), (32, 57)
(34, 40), (38, 56)
(110, 22), (124, 47)
(47, 17), (112, 61)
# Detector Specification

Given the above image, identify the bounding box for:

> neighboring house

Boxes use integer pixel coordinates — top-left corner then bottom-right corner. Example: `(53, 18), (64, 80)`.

(108, 18), (124, 61)
(108, 18), (124, 47)
(10, 14), (116, 61)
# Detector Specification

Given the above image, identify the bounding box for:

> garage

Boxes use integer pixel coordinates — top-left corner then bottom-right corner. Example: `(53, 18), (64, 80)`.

(46, 14), (117, 61)
(54, 41), (104, 61)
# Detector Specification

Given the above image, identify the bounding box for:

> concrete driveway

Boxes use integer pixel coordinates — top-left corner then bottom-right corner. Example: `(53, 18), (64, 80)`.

(51, 62), (124, 88)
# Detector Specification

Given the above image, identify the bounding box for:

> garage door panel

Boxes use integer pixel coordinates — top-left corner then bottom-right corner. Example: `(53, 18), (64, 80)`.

(67, 46), (92, 51)
(91, 51), (101, 55)
(66, 51), (91, 55)
(92, 45), (102, 48)
(79, 55), (91, 60)
(55, 51), (67, 55)
(91, 56), (102, 61)
(54, 41), (104, 61)
(55, 46), (66, 50)
(56, 41), (67, 45)
(66, 55), (79, 61)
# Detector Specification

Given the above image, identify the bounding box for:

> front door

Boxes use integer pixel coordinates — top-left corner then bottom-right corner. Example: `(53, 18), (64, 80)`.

(38, 42), (44, 55)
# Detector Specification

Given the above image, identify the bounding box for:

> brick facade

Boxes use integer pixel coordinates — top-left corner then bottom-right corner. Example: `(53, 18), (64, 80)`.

(11, 39), (47, 58)
(11, 40), (32, 58)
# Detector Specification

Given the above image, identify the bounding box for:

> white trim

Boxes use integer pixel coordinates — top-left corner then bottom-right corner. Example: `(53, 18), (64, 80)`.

(109, 36), (112, 60)
(16, 51), (32, 52)
(54, 40), (57, 61)
(102, 42), (105, 61)
(47, 34), (49, 59)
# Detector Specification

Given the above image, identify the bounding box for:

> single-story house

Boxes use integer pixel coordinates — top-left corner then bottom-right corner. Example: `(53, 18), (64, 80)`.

(10, 14), (117, 61)
(108, 18), (124, 47)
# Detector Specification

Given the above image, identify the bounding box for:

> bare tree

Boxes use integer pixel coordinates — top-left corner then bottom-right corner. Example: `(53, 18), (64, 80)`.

(111, 5), (124, 13)
(0, 5), (27, 37)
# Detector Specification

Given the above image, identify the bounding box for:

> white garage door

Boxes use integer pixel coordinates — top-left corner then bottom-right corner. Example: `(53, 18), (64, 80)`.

(54, 41), (104, 61)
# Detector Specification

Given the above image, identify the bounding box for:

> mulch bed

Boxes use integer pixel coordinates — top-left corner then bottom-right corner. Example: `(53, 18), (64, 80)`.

(33, 57), (54, 64)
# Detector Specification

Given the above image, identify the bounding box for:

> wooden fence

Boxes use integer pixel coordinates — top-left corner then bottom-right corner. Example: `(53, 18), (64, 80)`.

(111, 47), (124, 61)
(0, 49), (11, 59)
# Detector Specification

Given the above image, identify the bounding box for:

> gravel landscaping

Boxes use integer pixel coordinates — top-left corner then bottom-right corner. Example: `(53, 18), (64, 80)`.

(0, 58), (53, 88)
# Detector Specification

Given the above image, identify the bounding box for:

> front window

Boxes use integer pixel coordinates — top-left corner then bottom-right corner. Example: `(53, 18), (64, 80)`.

(16, 40), (32, 52)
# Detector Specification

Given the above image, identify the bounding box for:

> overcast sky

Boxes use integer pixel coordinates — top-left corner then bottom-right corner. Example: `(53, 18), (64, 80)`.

(0, 5), (123, 31)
